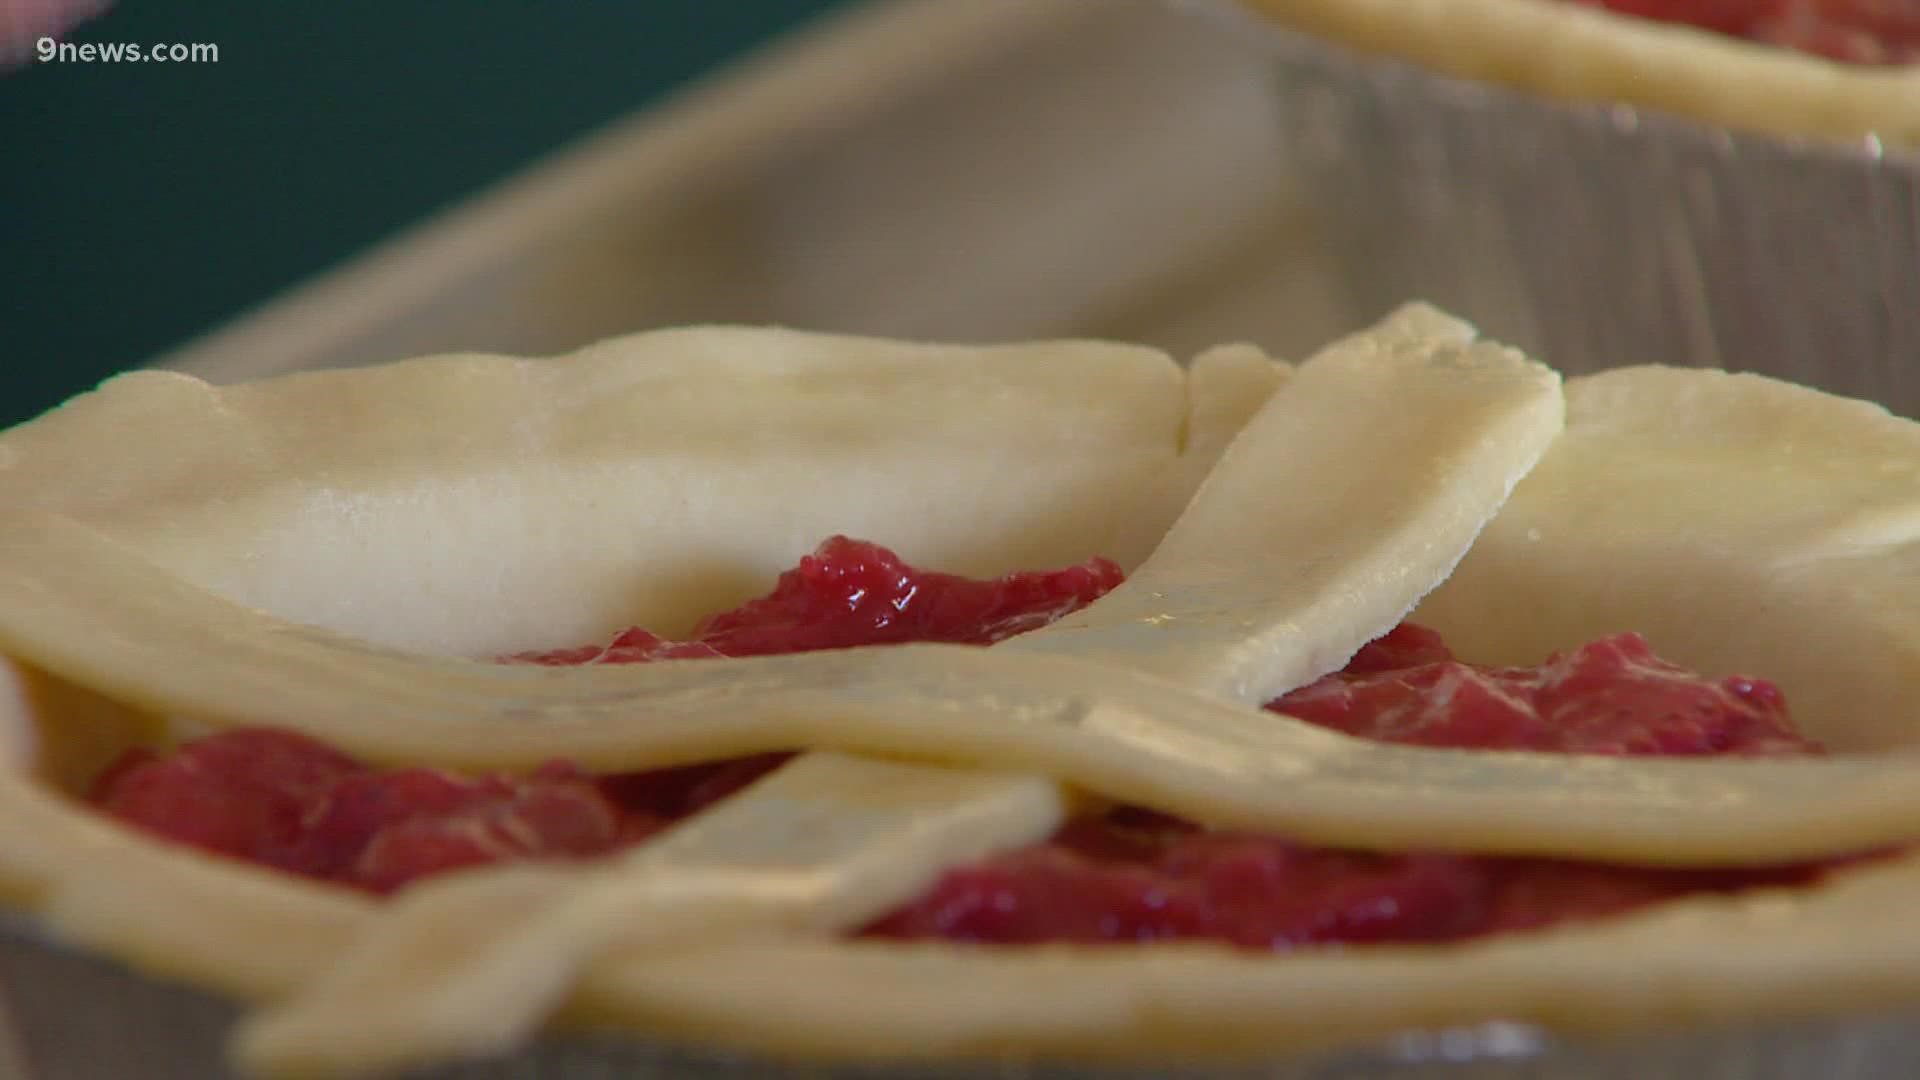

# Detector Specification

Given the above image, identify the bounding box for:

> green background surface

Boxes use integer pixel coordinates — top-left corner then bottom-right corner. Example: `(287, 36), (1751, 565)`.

(3, 1), (850, 427)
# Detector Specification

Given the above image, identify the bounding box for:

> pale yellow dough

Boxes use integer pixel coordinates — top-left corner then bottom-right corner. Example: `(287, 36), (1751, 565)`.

(0, 308), (1917, 1076)
(1417, 365), (1920, 751)
(1242, 0), (1920, 145)
(231, 306), (1565, 1076)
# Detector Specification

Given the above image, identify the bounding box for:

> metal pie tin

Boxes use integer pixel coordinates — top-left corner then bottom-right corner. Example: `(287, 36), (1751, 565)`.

(1213, 5), (1920, 415)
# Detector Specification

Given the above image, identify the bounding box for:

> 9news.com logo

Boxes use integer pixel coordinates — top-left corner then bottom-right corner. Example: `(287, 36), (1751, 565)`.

(36, 36), (217, 63)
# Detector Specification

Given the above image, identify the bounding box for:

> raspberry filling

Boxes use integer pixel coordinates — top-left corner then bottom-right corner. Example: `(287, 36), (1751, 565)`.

(1574, 0), (1920, 64)
(89, 537), (1850, 946)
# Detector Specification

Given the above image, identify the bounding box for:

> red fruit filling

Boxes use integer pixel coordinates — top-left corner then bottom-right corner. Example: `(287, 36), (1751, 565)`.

(510, 535), (1126, 664)
(867, 623), (1830, 948)
(92, 538), (1119, 895)
(88, 536), (1853, 947)
(1266, 623), (1814, 757)
(1574, 0), (1920, 64)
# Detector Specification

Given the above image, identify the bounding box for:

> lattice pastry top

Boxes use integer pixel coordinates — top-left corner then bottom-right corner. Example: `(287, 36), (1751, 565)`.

(1, 305), (1918, 1078)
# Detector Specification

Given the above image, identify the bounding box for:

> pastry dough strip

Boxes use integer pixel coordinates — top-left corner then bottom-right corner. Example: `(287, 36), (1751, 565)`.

(4, 513), (1920, 866)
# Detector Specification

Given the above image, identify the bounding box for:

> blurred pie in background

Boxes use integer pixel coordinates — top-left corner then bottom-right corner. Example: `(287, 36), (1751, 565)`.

(1244, 0), (1920, 143)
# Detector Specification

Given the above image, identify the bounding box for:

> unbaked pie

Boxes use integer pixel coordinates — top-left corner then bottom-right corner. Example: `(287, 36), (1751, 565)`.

(1242, 0), (1920, 143)
(1, 305), (1919, 1077)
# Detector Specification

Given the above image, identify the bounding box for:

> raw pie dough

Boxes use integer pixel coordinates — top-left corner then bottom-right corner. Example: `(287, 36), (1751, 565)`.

(0, 306), (1917, 1076)
(1241, 0), (1920, 145)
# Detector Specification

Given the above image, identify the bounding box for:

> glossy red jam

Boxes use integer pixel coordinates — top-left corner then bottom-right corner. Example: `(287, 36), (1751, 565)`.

(90, 536), (1847, 945)
(1576, 0), (1920, 64)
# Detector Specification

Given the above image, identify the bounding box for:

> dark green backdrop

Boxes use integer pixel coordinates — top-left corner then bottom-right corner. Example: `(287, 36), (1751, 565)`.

(3, 1), (851, 427)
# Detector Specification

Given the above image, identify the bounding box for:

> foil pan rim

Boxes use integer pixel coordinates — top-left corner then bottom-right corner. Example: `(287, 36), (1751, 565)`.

(1190, 0), (1920, 415)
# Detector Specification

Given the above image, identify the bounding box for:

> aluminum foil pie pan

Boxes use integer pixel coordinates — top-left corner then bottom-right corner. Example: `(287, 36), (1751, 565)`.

(1209, 4), (1920, 417)
(0, 909), (1916, 1080)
